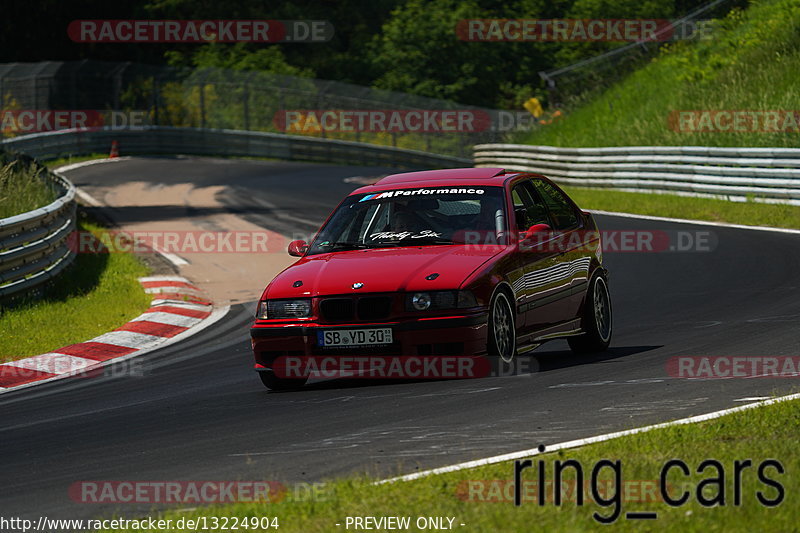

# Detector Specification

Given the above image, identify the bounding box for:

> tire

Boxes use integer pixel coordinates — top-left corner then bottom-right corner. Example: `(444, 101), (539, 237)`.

(569, 273), (612, 354)
(258, 370), (308, 391)
(488, 290), (516, 363)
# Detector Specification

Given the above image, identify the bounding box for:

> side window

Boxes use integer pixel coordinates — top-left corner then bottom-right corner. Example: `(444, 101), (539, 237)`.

(531, 180), (579, 231)
(511, 181), (552, 230)
(511, 186), (528, 230)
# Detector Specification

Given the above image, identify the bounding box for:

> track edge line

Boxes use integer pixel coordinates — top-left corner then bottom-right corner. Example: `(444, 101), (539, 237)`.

(378, 391), (800, 484)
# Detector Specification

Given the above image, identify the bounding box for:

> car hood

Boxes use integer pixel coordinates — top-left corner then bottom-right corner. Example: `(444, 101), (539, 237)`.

(265, 245), (504, 298)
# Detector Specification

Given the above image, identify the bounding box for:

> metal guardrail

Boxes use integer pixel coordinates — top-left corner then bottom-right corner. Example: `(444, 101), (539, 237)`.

(0, 60), (508, 158)
(3, 126), (472, 169)
(474, 144), (800, 204)
(0, 170), (76, 300)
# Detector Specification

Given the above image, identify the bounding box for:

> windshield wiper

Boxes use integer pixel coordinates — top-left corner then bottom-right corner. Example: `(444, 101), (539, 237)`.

(325, 237), (455, 251)
(324, 241), (390, 251)
(324, 241), (375, 250)
(407, 236), (454, 245)
(371, 237), (454, 246)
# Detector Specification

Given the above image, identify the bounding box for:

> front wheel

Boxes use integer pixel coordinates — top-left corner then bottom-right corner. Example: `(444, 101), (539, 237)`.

(569, 274), (612, 354)
(258, 370), (308, 391)
(488, 290), (516, 363)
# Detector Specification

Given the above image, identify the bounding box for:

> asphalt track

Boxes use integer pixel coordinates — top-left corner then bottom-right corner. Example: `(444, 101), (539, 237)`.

(2, 156), (799, 520)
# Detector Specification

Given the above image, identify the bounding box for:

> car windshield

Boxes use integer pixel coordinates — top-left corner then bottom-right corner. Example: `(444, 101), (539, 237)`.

(307, 186), (508, 254)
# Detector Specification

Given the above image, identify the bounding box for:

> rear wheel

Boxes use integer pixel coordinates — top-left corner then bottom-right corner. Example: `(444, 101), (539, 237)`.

(569, 274), (612, 354)
(258, 370), (308, 391)
(488, 290), (516, 363)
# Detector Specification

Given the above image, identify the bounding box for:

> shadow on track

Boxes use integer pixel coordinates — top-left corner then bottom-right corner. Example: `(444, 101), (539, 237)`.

(262, 345), (662, 394)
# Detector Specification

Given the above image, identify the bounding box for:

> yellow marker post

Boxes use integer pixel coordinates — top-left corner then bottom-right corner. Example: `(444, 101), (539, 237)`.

(523, 97), (544, 118)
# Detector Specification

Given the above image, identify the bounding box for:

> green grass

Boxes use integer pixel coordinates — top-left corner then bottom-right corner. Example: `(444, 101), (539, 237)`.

(525, 0), (800, 148)
(97, 395), (799, 532)
(0, 160), (57, 218)
(0, 215), (151, 361)
(563, 186), (800, 229)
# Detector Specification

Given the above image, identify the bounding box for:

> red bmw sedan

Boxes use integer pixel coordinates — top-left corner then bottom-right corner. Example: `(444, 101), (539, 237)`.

(251, 167), (611, 390)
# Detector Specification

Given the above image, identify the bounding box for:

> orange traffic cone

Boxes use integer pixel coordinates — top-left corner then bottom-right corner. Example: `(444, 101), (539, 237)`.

(109, 140), (119, 159)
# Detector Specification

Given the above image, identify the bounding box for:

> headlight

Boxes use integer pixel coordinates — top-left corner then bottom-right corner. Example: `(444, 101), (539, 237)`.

(256, 299), (312, 319)
(411, 292), (432, 310)
(406, 291), (478, 311)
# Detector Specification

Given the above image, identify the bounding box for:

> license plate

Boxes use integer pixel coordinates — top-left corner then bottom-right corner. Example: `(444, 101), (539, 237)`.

(317, 328), (393, 347)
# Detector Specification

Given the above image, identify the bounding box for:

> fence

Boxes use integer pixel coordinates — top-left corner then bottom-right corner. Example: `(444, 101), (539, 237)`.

(474, 143), (800, 204)
(0, 61), (513, 158)
(0, 168), (76, 300)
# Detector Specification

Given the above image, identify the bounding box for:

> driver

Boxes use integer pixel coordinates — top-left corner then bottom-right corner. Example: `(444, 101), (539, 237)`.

(390, 209), (423, 233)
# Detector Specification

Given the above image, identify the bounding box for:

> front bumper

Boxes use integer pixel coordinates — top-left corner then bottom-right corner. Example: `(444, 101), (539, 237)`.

(250, 313), (488, 367)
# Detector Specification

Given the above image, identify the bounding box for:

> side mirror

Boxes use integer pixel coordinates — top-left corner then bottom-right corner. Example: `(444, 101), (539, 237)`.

(287, 240), (308, 257)
(520, 224), (552, 243)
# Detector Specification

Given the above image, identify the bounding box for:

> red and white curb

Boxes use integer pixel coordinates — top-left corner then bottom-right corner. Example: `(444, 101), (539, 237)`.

(0, 276), (229, 394)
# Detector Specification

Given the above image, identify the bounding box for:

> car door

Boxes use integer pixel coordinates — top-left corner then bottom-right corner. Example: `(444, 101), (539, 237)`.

(511, 180), (572, 332)
(530, 178), (590, 321)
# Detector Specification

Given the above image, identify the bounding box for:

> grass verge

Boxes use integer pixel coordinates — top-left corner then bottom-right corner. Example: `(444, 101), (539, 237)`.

(563, 186), (800, 230)
(0, 159), (57, 218)
(524, 0), (800, 148)
(0, 213), (151, 361)
(97, 394), (798, 532)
